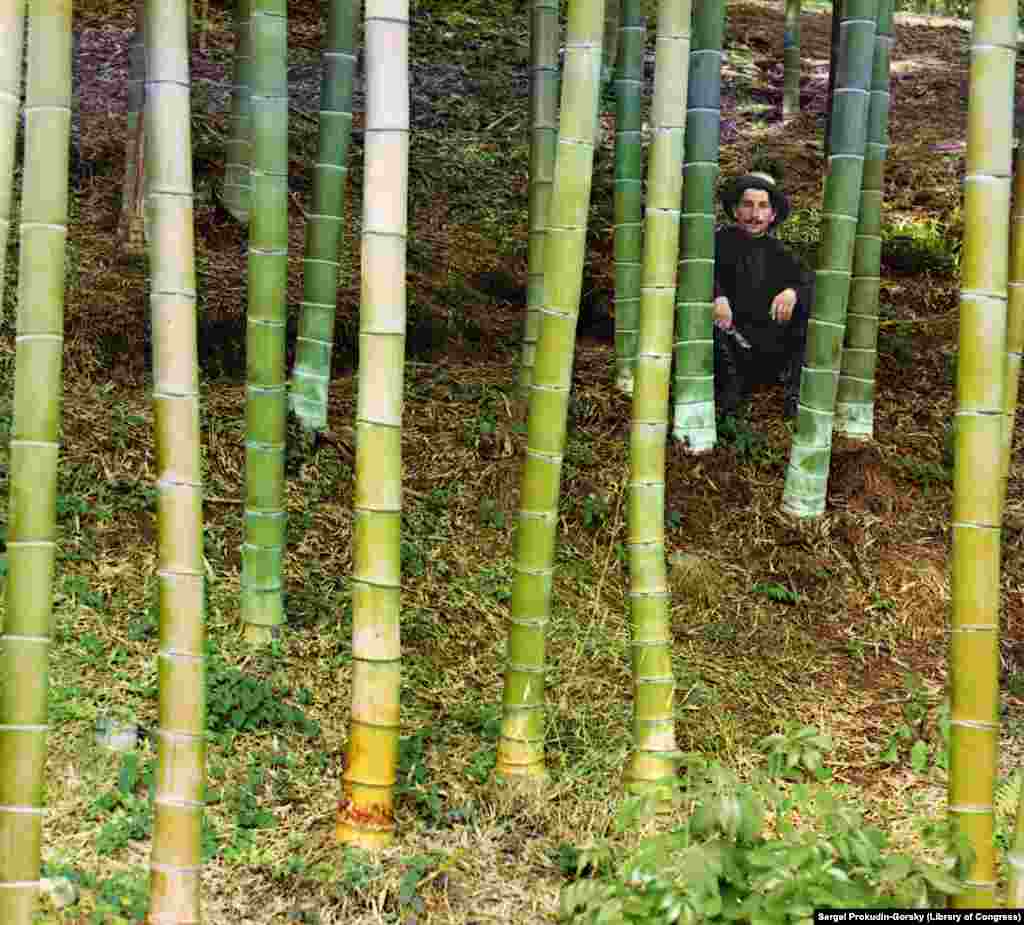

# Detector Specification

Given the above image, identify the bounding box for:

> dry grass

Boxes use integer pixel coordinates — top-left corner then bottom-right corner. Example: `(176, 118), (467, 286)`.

(4, 0), (1024, 922)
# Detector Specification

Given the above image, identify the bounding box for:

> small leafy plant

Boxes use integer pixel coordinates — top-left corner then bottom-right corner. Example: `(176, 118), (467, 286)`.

(760, 724), (833, 782)
(753, 581), (800, 605)
(559, 759), (967, 924)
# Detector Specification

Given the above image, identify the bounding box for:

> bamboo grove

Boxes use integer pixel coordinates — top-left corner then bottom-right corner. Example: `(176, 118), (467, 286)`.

(0, 0), (1021, 919)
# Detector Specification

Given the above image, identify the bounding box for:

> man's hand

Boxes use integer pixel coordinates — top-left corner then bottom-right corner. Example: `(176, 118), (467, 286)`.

(713, 296), (733, 330)
(770, 288), (797, 324)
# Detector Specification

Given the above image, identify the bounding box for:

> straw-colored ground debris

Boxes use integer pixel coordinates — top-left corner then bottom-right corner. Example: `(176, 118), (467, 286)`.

(5, 0), (1023, 922)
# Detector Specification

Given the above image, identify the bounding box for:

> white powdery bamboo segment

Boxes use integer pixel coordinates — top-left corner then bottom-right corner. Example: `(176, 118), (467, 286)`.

(241, 0), (288, 640)
(0, 0), (25, 319)
(834, 0), (893, 439)
(623, 0), (688, 798)
(145, 0), (206, 920)
(947, 0), (1016, 907)
(290, 0), (358, 431)
(337, 0), (409, 849)
(781, 0), (876, 518)
(223, 0), (252, 224)
(0, 2), (71, 922)
(671, 0), (722, 451)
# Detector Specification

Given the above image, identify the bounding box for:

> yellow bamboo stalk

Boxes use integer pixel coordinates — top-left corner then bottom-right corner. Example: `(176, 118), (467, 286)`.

(337, 0), (409, 850)
(947, 0), (1016, 907)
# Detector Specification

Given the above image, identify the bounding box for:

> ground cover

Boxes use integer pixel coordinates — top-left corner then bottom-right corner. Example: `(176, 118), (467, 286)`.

(4, 0), (1024, 921)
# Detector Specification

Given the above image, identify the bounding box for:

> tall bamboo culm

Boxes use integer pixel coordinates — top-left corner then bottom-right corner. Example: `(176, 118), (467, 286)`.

(144, 0), (207, 918)
(947, 0), (1016, 906)
(241, 0), (288, 643)
(1001, 142), (1024, 511)
(600, 0), (620, 93)
(496, 0), (605, 782)
(783, 0), (801, 120)
(781, 0), (876, 518)
(118, 0), (147, 253)
(671, 0), (723, 452)
(519, 0), (560, 396)
(290, 0), (358, 432)
(223, 0), (253, 224)
(0, 0), (25, 320)
(337, 0), (409, 850)
(0, 2), (72, 921)
(612, 0), (643, 394)
(623, 0), (688, 799)
(834, 0), (893, 439)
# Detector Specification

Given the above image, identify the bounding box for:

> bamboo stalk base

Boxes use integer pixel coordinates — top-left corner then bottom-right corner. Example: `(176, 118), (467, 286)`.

(492, 759), (549, 782)
(335, 819), (395, 850)
(834, 400), (874, 439)
(623, 753), (680, 811)
(615, 370), (635, 395)
(671, 401), (716, 454)
(242, 623), (277, 646)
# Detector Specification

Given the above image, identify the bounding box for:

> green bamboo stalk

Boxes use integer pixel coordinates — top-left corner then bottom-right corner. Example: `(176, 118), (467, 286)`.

(496, 0), (605, 782)
(241, 0), (288, 643)
(144, 0), (206, 917)
(1001, 142), (1024, 511)
(118, 0), (147, 254)
(623, 0), (689, 799)
(0, 2), (71, 921)
(781, 0), (877, 518)
(783, 0), (801, 120)
(223, 0), (253, 224)
(519, 0), (560, 396)
(0, 0), (25, 320)
(336, 0), (409, 850)
(612, 0), (643, 394)
(290, 0), (358, 432)
(947, 0), (1016, 907)
(671, 0), (724, 451)
(834, 0), (892, 439)
(1008, 772), (1024, 905)
(601, 0), (620, 92)
(824, 0), (842, 161)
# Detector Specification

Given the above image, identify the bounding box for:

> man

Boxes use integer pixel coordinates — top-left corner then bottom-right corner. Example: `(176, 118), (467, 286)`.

(713, 170), (813, 421)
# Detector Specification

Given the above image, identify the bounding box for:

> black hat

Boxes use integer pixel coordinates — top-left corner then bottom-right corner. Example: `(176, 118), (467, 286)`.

(720, 172), (791, 227)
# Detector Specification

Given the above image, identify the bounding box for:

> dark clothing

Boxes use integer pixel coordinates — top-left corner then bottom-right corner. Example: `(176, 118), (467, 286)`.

(713, 226), (813, 416)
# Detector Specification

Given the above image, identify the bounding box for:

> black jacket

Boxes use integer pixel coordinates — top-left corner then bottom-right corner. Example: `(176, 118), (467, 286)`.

(713, 226), (812, 359)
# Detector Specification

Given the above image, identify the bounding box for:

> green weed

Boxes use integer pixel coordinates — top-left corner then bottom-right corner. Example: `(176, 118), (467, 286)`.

(559, 760), (968, 923)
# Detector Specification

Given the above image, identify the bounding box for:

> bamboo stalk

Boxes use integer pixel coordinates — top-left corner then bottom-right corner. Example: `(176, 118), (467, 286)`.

(834, 0), (893, 439)
(241, 0), (288, 642)
(290, 0), (358, 432)
(781, 0), (877, 518)
(0, 2), (71, 921)
(118, 0), (147, 254)
(623, 0), (689, 801)
(612, 0), (644, 394)
(519, 0), (561, 396)
(145, 0), (207, 918)
(783, 0), (801, 120)
(0, 0), (24, 323)
(1008, 772), (1024, 906)
(223, 0), (253, 224)
(671, 0), (723, 451)
(497, 0), (605, 782)
(1001, 142), (1024, 510)
(947, 0), (1016, 907)
(337, 0), (409, 850)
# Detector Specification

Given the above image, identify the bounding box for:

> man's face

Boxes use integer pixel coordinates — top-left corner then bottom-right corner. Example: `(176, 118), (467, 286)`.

(736, 189), (776, 237)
